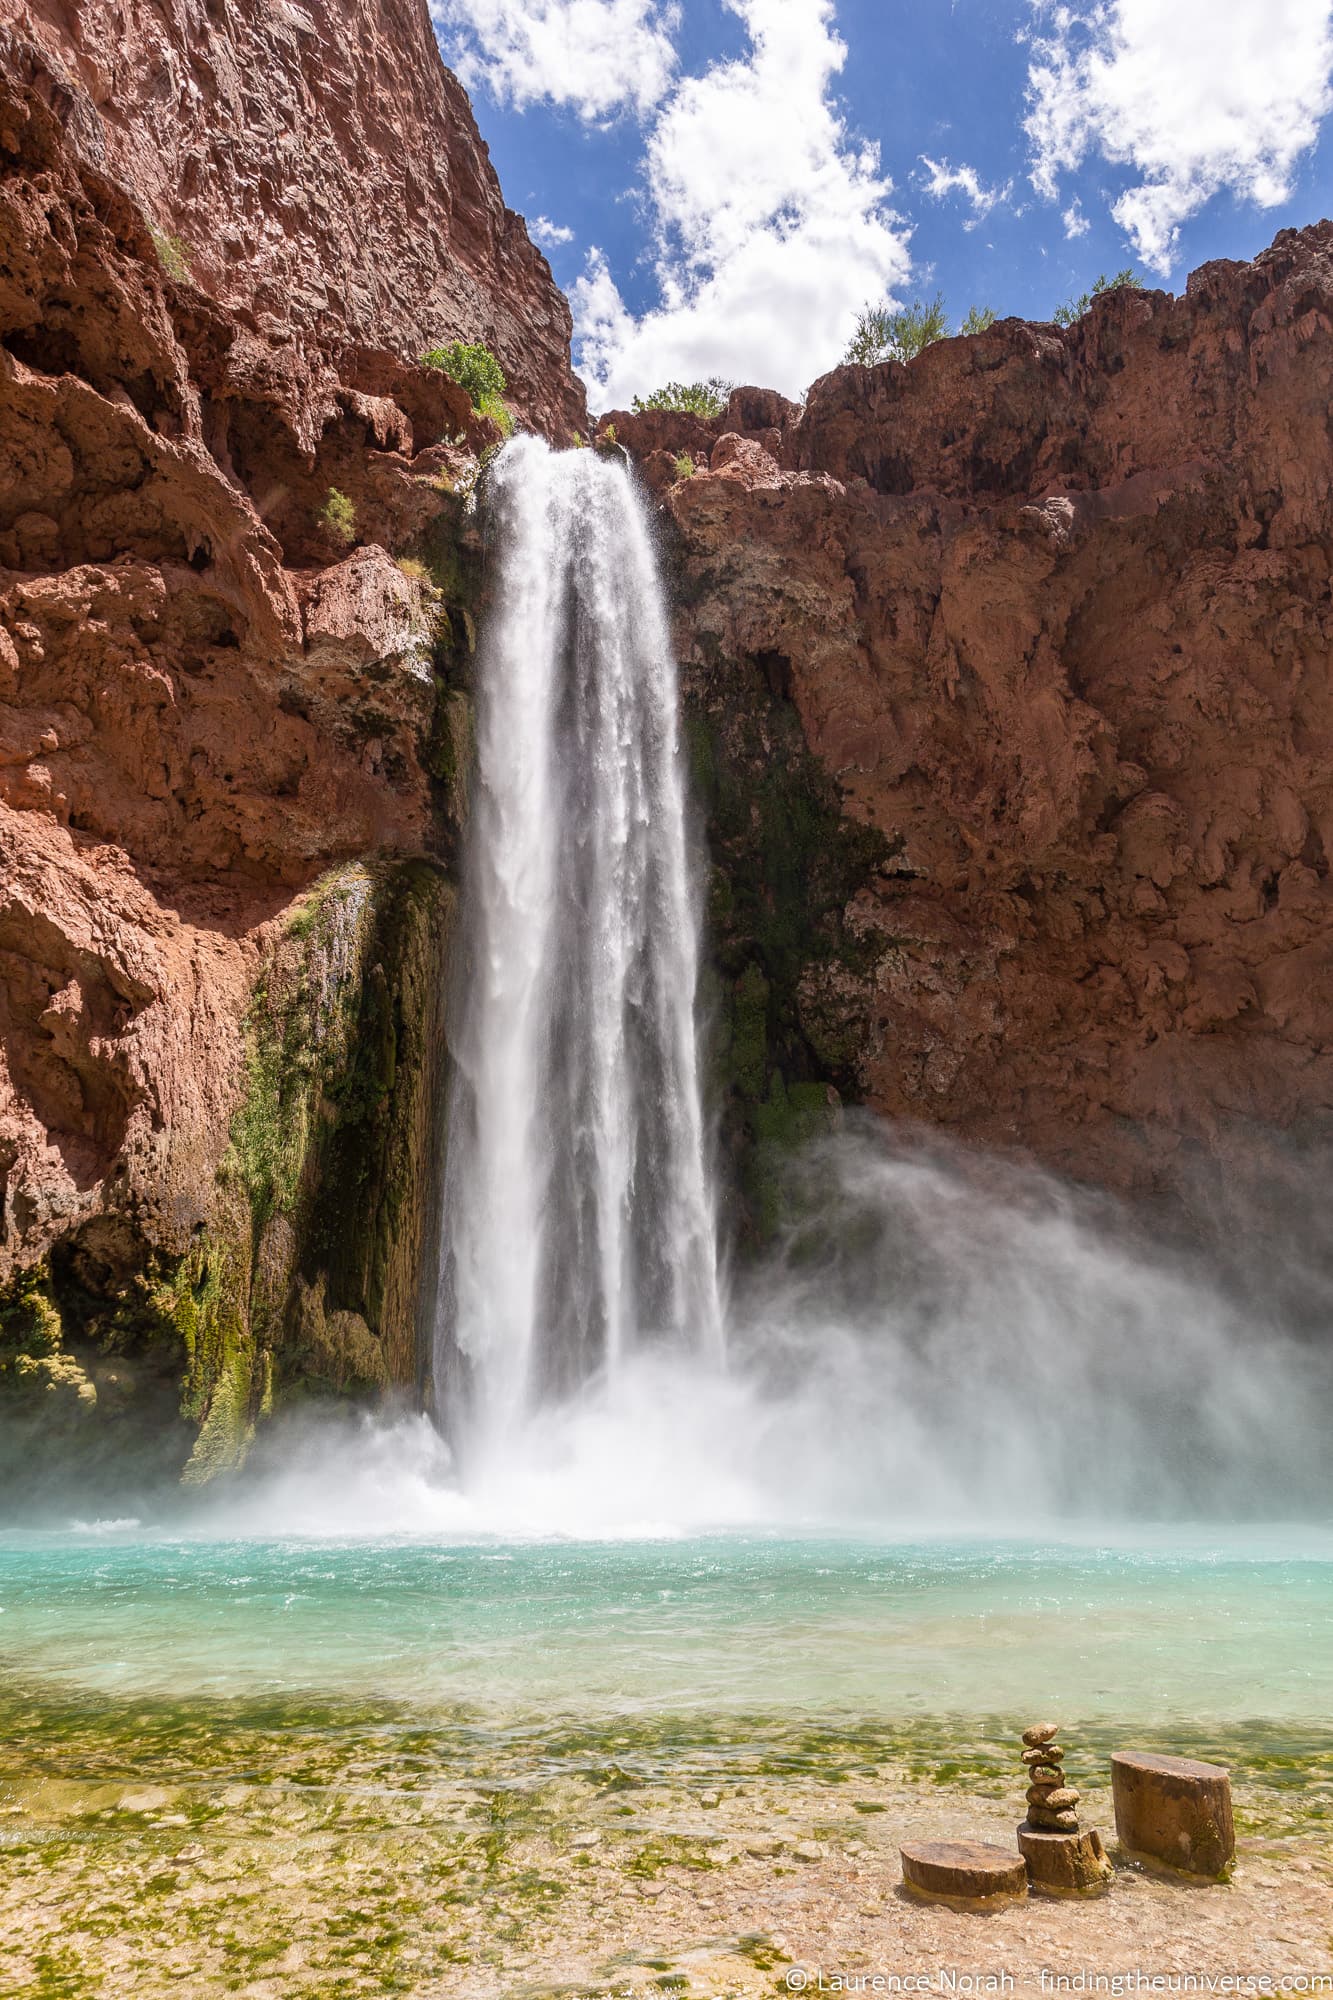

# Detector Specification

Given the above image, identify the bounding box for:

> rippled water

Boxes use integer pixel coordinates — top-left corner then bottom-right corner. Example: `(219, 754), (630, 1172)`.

(2, 1527), (1329, 1728)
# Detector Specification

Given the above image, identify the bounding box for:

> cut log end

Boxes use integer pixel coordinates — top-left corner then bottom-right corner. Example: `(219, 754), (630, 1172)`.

(900, 1839), (1029, 1909)
(1018, 1822), (1113, 1898)
(1111, 1751), (1235, 1881)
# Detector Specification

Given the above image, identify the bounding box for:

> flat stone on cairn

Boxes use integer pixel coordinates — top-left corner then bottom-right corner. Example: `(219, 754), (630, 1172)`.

(1111, 1751), (1235, 1880)
(900, 1840), (1029, 1910)
(1017, 1721), (1112, 1897)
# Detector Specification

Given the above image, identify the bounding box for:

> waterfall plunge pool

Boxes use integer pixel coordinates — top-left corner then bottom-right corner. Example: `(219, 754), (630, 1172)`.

(3, 1525), (1329, 1735)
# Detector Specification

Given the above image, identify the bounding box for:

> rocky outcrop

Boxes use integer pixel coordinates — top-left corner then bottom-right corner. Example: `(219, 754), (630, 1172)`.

(607, 228), (1333, 1232)
(0, 0), (575, 1484)
(3, 0), (585, 440)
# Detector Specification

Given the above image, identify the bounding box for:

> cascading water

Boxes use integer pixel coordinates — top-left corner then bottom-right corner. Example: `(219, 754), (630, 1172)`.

(369, 438), (1333, 1537)
(432, 438), (723, 1460)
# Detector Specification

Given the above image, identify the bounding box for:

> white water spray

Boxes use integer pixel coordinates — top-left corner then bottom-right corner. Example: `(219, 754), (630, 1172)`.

(432, 439), (722, 1458)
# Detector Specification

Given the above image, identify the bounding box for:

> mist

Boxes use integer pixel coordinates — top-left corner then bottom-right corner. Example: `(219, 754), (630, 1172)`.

(9, 1117), (1329, 1541)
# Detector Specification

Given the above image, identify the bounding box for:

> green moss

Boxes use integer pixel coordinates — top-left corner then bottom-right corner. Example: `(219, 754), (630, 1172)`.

(425, 688), (473, 822)
(728, 963), (771, 1101)
(0, 1264), (102, 1420)
(174, 1243), (256, 1483)
(0, 1265), (62, 1359)
(682, 657), (888, 1246)
(303, 863), (454, 1378)
(9, 855), (459, 1486)
(228, 869), (372, 1232)
(319, 487), (357, 546)
(149, 227), (191, 283)
(751, 1076), (838, 1151)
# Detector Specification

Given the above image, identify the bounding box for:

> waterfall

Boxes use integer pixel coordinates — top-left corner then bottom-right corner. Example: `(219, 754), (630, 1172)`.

(432, 438), (723, 1457)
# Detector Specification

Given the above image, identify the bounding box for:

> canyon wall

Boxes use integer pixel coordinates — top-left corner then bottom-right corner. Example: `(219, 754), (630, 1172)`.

(4, 0), (583, 439)
(0, 0), (582, 1490)
(602, 230), (1333, 1248)
(4, 0), (1332, 1486)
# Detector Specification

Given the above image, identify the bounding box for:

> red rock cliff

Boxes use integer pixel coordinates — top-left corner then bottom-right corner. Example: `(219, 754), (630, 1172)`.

(3, 0), (584, 439)
(605, 228), (1333, 1222)
(0, 0), (581, 1472)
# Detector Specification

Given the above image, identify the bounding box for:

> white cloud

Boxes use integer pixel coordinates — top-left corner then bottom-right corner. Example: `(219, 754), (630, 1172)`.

(1062, 197), (1090, 238)
(530, 215), (575, 248)
(572, 0), (912, 405)
(1024, 0), (1333, 274)
(431, 0), (681, 119)
(918, 155), (1012, 230)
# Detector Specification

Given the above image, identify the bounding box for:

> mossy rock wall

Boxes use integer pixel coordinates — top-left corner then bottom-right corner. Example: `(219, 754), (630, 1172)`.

(0, 860), (454, 1499)
(212, 858), (455, 1450)
(680, 640), (889, 1250)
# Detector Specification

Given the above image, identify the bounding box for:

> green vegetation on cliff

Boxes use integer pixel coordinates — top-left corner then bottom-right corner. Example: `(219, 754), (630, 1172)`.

(420, 339), (514, 436)
(631, 378), (732, 418)
(843, 295), (999, 364)
(1053, 267), (1142, 326)
(208, 859), (454, 1461)
(682, 643), (889, 1244)
(0, 862), (454, 1493)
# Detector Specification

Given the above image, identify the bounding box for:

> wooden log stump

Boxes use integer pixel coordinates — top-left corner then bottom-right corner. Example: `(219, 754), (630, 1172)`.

(900, 1840), (1028, 1909)
(1018, 1822), (1113, 1897)
(1111, 1751), (1235, 1880)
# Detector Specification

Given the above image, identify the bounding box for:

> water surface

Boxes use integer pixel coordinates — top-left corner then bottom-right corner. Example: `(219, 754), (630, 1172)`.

(3, 1527), (1328, 1730)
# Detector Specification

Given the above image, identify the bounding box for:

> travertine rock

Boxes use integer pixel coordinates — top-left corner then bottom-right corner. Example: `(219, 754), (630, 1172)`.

(2, 0), (586, 440)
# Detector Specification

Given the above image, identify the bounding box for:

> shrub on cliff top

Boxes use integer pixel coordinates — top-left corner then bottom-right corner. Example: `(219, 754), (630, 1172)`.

(844, 293), (949, 366)
(843, 295), (999, 366)
(1053, 268), (1142, 326)
(631, 378), (732, 418)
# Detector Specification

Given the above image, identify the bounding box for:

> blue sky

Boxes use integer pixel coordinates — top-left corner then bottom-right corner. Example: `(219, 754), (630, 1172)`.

(427, 1), (1333, 408)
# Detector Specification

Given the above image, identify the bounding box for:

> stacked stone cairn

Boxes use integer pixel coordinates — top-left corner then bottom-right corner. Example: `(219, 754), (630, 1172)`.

(1018, 1722), (1113, 1896)
(1022, 1723), (1079, 1830)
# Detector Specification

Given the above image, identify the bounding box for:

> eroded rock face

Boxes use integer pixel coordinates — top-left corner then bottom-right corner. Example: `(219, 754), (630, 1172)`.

(3, 0), (586, 440)
(612, 231), (1333, 1227)
(0, 4), (579, 1478)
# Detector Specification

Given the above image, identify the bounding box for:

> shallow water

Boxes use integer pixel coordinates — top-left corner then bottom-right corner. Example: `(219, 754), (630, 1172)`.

(2, 1527), (1329, 1730)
